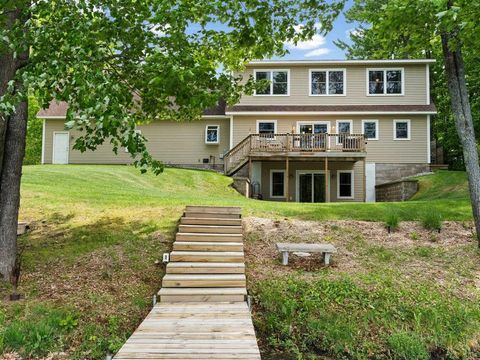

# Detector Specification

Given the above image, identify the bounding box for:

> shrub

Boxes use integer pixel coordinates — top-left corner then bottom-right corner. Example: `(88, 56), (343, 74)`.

(385, 212), (399, 232)
(387, 331), (429, 360)
(409, 231), (419, 240)
(24, 96), (42, 165)
(421, 210), (443, 231)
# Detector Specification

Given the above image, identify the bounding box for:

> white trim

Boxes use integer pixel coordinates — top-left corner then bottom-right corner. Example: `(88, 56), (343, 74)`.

(205, 124), (220, 144)
(335, 119), (353, 145)
(256, 120), (278, 134)
(202, 115), (229, 119)
(52, 131), (70, 164)
(427, 115), (431, 164)
(249, 59), (435, 65)
(253, 69), (290, 96)
(295, 170), (330, 202)
(229, 115), (233, 150)
(361, 119), (379, 141)
(41, 119), (46, 164)
(393, 119), (411, 140)
(225, 111), (437, 116)
(366, 68), (405, 96)
(308, 68), (347, 96)
(37, 116), (66, 119)
(426, 64), (430, 105)
(270, 169), (286, 198)
(337, 170), (354, 199)
(296, 120), (331, 134)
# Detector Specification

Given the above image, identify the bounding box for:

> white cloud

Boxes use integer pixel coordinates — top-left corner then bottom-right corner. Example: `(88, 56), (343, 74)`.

(304, 47), (331, 57)
(286, 22), (326, 50)
(346, 28), (363, 38)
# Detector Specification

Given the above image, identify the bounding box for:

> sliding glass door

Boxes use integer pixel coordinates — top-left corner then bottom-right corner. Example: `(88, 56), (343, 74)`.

(297, 171), (327, 202)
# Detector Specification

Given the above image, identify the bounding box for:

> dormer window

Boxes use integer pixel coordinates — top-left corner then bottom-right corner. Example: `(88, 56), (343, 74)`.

(254, 70), (289, 96)
(368, 68), (403, 95)
(310, 69), (345, 96)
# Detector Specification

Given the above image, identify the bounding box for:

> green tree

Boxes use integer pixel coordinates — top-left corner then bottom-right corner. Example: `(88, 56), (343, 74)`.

(24, 96), (42, 165)
(336, 0), (480, 245)
(0, 0), (344, 281)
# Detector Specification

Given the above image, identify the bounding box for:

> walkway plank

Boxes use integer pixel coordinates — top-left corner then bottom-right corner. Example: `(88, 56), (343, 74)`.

(114, 206), (261, 359)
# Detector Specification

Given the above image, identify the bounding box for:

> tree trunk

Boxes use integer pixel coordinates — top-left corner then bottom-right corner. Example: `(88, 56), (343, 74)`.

(441, 32), (480, 246)
(0, 6), (29, 281)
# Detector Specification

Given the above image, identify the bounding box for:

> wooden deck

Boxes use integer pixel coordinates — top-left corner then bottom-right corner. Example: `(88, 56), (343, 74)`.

(114, 206), (261, 359)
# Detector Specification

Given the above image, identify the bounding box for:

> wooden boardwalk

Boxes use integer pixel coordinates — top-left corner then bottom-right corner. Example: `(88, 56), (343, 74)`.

(114, 206), (261, 359)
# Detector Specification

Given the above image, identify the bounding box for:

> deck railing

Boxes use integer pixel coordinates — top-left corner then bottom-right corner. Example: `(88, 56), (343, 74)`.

(224, 133), (366, 175)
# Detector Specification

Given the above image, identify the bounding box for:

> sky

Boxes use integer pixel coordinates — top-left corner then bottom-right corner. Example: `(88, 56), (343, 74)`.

(281, 0), (356, 60)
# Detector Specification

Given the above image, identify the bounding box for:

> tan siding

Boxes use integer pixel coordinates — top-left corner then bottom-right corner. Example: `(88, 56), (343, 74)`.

(259, 160), (364, 202)
(44, 118), (230, 165)
(232, 115), (428, 164)
(238, 64), (427, 105)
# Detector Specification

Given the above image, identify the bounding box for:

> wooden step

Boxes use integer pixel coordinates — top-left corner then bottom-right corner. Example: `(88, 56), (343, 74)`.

(173, 242), (243, 252)
(186, 206), (241, 215)
(185, 212), (241, 219)
(166, 262), (245, 274)
(170, 251), (244, 263)
(180, 217), (243, 226)
(162, 274), (246, 288)
(179, 225), (242, 234)
(158, 287), (247, 302)
(176, 233), (243, 242)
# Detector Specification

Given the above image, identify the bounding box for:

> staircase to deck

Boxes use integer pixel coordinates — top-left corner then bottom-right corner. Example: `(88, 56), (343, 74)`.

(114, 206), (260, 359)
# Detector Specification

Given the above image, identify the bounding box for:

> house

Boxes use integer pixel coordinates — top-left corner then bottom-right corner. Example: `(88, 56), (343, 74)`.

(38, 59), (436, 203)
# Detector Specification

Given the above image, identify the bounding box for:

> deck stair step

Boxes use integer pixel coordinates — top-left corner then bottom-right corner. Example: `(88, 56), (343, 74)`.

(158, 287), (247, 303)
(173, 241), (243, 252)
(186, 206), (241, 214)
(185, 211), (241, 219)
(179, 224), (242, 234)
(180, 217), (243, 226)
(170, 251), (244, 263)
(162, 274), (246, 288)
(176, 233), (243, 242)
(166, 262), (245, 274)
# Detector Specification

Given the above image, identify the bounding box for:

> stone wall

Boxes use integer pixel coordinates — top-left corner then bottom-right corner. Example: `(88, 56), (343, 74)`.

(375, 163), (429, 185)
(375, 179), (419, 202)
(231, 177), (250, 197)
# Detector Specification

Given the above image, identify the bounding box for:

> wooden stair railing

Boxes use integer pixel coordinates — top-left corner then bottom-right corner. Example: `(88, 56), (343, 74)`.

(223, 134), (252, 175)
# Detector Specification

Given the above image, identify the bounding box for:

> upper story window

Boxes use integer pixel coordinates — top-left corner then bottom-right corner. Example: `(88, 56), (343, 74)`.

(336, 120), (352, 145)
(254, 70), (289, 96)
(205, 125), (219, 144)
(393, 119), (410, 140)
(368, 68), (404, 95)
(310, 69), (345, 96)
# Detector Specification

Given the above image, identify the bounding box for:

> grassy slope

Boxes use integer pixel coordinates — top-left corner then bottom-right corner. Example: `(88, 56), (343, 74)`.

(0, 165), (475, 358)
(19, 166), (472, 222)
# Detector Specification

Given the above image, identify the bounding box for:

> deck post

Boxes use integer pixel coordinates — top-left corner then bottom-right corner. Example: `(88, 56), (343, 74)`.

(285, 156), (289, 202)
(325, 156), (329, 202)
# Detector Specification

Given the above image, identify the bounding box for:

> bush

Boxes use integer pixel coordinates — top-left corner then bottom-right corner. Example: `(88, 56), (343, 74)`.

(387, 331), (429, 360)
(421, 210), (443, 231)
(24, 96), (42, 165)
(385, 212), (399, 232)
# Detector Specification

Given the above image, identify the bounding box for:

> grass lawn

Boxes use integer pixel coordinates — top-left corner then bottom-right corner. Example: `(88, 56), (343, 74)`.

(0, 165), (478, 359)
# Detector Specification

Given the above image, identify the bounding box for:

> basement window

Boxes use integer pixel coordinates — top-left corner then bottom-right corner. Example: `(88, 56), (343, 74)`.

(205, 125), (219, 144)
(337, 170), (354, 199)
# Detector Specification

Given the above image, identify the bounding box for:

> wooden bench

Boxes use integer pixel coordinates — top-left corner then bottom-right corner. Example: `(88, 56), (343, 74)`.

(276, 242), (337, 266)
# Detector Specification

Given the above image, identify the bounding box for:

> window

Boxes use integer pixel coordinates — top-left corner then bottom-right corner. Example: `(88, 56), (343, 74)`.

(362, 120), (379, 140)
(254, 70), (289, 95)
(270, 170), (285, 198)
(393, 119), (410, 140)
(205, 125), (219, 144)
(336, 120), (352, 144)
(310, 69), (345, 95)
(337, 170), (354, 199)
(257, 120), (277, 138)
(368, 68), (403, 95)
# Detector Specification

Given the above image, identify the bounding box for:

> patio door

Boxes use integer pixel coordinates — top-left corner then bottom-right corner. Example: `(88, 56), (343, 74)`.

(297, 171), (327, 202)
(297, 122), (330, 150)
